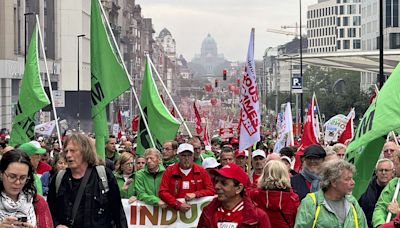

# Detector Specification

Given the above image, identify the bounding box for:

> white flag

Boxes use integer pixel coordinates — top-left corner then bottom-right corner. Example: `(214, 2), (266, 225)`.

(34, 120), (56, 136)
(239, 28), (260, 150)
(274, 102), (294, 153)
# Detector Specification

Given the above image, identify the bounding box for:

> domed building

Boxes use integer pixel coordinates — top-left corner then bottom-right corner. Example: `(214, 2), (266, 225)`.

(189, 34), (228, 77)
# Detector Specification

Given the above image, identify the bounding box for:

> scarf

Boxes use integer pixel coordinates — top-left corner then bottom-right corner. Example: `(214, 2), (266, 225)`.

(300, 167), (321, 192)
(0, 192), (36, 225)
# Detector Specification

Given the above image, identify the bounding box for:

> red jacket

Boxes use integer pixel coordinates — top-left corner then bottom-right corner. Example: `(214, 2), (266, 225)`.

(198, 196), (271, 228)
(158, 163), (215, 209)
(248, 188), (300, 228)
(34, 194), (54, 228)
(36, 161), (52, 174)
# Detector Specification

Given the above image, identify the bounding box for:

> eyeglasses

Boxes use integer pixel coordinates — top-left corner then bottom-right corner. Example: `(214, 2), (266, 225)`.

(163, 147), (173, 151)
(377, 169), (393, 173)
(3, 172), (30, 184)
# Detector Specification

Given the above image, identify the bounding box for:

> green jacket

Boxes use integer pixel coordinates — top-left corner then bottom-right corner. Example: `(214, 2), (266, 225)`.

(372, 177), (399, 227)
(114, 172), (135, 199)
(194, 151), (215, 166)
(34, 174), (43, 195)
(163, 156), (179, 168)
(294, 190), (367, 228)
(134, 164), (165, 205)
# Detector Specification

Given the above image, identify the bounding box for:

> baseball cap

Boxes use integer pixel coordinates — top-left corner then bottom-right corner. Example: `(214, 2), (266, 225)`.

(202, 157), (220, 169)
(19, 141), (46, 157)
(230, 137), (239, 145)
(252, 149), (266, 159)
(211, 163), (248, 186)
(281, 156), (292, 165)
(177, 143), (194, 154)
(303, 144), (326, 159)
(235, 149), (249, 158)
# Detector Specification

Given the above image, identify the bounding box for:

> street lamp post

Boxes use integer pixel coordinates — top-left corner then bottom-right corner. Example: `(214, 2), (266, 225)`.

(77, 34), (85, 131)
(299, 0), (304, 129)
(24, 12), (34, 63)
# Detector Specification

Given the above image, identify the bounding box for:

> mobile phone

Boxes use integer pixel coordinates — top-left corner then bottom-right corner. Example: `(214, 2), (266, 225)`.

(17, 217), (27, 222)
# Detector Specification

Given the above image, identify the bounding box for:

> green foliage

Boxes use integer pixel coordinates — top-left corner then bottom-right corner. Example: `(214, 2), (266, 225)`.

(303, 66), (370, 123)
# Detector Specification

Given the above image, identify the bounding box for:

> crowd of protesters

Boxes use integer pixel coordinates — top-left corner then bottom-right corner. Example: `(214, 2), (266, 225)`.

(2, 130), (400, 227)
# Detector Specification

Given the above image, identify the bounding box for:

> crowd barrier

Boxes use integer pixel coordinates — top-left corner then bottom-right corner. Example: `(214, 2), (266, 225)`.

(122, 196), (215, 227)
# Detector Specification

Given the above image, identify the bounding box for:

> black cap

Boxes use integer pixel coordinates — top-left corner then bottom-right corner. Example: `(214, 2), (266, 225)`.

(303, 144), (326, 158)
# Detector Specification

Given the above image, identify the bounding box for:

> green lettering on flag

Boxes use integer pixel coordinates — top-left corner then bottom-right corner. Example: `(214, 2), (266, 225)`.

(345, 63), (400, 199)
(9, 24), (50, 146)
(136, 59), (181, 154)
(91, 0), (130, 159)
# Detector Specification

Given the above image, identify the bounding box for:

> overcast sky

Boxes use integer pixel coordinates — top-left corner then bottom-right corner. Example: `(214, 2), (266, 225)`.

(136, 0), (316, 62)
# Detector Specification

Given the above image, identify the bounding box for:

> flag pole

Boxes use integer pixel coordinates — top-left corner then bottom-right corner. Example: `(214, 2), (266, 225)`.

(97, 0), (155, 147)
(36, 15), (63, 148)
(147, 55), (193, 138)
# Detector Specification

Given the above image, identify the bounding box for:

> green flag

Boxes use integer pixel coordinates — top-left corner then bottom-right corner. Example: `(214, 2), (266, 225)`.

(91, 0), (130, 159)
(136, 59), (181, 154)
(9, 23), (50, 146)
(345, 63), (400, 199)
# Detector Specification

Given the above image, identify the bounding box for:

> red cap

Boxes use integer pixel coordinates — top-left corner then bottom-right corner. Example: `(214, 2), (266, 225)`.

(211, 163), (248, 186)
(230, 137), (239, 145)
(234, 149), (248, 158)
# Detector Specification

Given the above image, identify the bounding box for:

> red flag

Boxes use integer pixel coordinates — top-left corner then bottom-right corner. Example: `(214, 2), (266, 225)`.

(338, 108), (355, 144)
(203, 123), (210, 146)
(294, 99), (319, 172)
(131, 115), (139, 132)
(170, 107), (176, 117)
(194, 102), (203, 135)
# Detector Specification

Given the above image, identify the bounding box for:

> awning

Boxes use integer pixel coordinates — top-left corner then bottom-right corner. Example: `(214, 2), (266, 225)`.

(278, 49), (400, 75)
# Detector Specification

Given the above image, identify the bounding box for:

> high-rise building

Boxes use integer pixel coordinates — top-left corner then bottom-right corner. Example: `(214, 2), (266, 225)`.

(360, 0), (400, 91)
(307, 0), (361, 53)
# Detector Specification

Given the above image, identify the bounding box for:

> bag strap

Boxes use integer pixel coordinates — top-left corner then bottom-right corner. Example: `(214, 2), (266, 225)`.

(351, 204), (359, 228)
(70, 167), (92, 226)
(95, 166), (109, 193)
(307, 192), (321, 228)
(278, 209), (291, 228)
(55, 169), (66, 194)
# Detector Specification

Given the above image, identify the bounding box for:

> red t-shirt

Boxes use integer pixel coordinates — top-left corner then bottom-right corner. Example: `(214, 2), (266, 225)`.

(36, 160), (52, 174)
(252, 173), (261, 187)
(214, 200), (244, 226)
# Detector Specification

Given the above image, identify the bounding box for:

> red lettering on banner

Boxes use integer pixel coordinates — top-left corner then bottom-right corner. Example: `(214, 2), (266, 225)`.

(130, 205), (137, 224)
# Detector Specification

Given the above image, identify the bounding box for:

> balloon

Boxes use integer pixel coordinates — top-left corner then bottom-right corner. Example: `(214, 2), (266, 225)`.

(228, 84), (235, 92)
(234, 87), (240, 95)
(204, 84), (212, 92)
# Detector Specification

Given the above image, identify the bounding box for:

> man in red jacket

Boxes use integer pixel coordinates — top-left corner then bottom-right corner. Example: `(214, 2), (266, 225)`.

(159, 143), (215, 212)
(198, 163), (271, 228)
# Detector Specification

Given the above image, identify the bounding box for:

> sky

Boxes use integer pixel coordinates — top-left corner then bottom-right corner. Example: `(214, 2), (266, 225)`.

(136, 0), (316, 62)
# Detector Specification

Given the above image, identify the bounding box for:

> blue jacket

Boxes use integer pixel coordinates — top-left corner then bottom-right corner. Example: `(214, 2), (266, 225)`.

(358, 176), (385, 227)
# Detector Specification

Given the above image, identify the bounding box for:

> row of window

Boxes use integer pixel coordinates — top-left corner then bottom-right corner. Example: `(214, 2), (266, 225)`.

(337, 0), (361, 4)
(307, 4), (361, 19)
(308, 47), (337, 53)
(337, 39), (361, 49)
(338, 28), (361, 38)
(307, 16), (336, 28)
(309, 36), (336, 47)
(308, 27), (336, 37)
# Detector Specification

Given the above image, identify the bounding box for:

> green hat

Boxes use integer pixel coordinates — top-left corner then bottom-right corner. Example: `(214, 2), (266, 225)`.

(19, 141), (46, 157)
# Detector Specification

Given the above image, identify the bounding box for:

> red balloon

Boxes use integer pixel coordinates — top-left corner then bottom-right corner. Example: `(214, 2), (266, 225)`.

(204, 84), (212, 92)
(228, 84), (235, 92)
(234, 88), (240, 95)
(211, 98), (218, 106)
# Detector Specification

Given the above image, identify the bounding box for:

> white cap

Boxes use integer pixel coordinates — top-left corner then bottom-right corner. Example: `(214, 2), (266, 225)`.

(29, 140), (42, 149)
(281, 156), (292, 165)
(177, 143), (194, 154)
(252, 149), (266, 158)
(202, 157), (220, 169)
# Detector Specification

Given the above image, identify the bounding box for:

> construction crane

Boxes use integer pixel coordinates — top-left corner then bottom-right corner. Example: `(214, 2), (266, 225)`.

(266, 28), (298, 37)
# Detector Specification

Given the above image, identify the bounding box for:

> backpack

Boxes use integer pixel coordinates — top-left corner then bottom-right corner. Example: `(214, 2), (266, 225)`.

(55, 166), (109, 194)
(307, 192), (359, 228)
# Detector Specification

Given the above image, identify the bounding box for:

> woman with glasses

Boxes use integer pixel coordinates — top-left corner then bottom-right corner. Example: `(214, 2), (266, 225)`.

(0, 149), (53, 227)
(114, 152), (136, 203)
